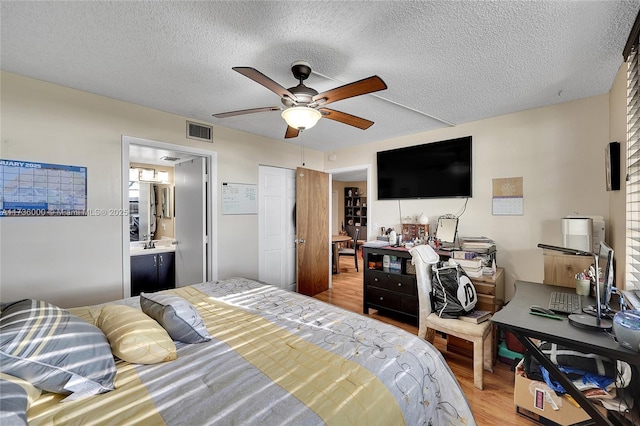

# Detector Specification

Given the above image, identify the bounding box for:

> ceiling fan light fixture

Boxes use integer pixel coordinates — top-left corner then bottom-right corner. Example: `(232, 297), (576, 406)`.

(281, 106), (321, 130)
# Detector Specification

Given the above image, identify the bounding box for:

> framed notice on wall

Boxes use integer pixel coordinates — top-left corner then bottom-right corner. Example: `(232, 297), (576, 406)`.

(0, 159), (87, 217)
(222, 182), (257, 215)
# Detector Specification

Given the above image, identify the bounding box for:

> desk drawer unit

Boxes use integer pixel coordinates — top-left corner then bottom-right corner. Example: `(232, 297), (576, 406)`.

(366, 270), (416, 296)
(366, 286), (418, 318)
(363, 247), (418, 323)
(472, 281), (495, 296)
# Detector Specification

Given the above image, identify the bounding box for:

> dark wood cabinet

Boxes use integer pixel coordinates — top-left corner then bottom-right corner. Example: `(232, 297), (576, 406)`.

(363, 247), (417, 324)
(131, 251), (175, 296)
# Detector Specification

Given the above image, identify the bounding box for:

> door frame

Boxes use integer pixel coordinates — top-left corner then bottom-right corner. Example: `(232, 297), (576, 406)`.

(121, 136), (217, 298)
(325, 164), (372, 243)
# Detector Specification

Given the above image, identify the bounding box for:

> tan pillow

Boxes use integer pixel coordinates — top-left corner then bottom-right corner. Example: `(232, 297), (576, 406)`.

(95, 305), (177, 364)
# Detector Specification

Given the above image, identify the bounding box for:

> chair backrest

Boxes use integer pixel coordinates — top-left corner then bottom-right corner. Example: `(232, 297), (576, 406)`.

(352, 227), (360, 244)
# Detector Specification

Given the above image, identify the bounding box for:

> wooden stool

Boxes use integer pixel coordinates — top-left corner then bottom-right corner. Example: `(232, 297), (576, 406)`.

(424, 314), (493, 390)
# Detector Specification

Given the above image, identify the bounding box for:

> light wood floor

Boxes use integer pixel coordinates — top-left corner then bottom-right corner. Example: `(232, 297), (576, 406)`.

(315, 255), (532, 426)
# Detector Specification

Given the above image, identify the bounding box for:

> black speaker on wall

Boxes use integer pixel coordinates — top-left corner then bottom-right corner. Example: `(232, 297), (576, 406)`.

(605, 141), (620, 191)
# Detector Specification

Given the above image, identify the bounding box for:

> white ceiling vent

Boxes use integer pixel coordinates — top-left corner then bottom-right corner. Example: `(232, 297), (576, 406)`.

(186, 121), (213, 142)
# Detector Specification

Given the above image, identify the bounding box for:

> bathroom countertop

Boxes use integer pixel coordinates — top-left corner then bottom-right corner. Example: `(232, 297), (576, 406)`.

(130, 245), (176, 256)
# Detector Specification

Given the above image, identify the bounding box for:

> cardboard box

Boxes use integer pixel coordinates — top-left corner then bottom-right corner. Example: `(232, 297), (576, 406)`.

(514, 361), (595, 426)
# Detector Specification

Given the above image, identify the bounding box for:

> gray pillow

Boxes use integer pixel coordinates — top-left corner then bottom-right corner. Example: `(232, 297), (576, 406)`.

(140, 293), (211, 343)
(0, 299), (117, 398)
(0, 379), (28, 426)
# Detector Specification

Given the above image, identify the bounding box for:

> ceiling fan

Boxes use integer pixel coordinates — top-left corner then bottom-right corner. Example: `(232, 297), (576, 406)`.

(212, 61), (387, 139)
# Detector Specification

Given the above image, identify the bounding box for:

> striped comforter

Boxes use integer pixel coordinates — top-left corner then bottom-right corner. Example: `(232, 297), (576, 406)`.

(27, 277), (475, 425)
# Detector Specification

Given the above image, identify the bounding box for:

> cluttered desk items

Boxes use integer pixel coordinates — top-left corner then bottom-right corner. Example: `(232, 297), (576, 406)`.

(493, 280), (639, 426)
(537, 242), (614, 331)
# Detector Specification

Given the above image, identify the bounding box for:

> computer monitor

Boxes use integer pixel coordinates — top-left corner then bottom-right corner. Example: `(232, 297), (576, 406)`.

(597, 241), (614, 310)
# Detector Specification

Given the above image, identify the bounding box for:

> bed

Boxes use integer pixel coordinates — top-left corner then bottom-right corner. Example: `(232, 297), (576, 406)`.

(1, 277), (475, 425)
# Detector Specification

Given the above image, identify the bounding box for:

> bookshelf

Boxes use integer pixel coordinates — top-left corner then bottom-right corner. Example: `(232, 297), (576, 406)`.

(344, 187), (367, 227)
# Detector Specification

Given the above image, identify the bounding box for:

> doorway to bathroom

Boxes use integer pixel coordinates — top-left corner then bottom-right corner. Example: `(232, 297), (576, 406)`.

(121, 136), (217, 297)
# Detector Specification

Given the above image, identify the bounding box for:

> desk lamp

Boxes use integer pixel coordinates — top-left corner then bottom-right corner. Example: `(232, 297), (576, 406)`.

(537, 243), (613, 331)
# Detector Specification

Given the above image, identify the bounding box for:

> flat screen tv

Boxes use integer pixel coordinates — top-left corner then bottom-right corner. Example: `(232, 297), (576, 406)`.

(377, 136), (472, 199)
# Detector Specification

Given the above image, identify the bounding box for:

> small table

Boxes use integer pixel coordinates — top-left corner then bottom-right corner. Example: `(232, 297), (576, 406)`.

(492, 281), (637, 426)
(332, 235), (352, 274)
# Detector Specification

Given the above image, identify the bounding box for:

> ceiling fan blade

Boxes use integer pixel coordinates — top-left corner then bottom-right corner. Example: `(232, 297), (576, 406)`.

(233, 67), (297, 101)
(319, 108), (374, 130)
(212, 106), (281, 118)
(312, 76), (387, 106)
(284, 126), (299, 139)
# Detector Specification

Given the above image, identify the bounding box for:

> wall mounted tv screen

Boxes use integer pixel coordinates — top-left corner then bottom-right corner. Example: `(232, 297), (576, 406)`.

(377, 136), (472, 200)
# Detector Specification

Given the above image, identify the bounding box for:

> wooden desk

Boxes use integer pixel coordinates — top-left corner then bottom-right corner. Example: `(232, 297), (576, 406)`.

(332, 235), (352, 274)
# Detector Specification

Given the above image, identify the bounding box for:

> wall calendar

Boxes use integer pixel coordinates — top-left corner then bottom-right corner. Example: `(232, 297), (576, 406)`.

(492, 177), (524, 216)
(0, 159), (87, 216)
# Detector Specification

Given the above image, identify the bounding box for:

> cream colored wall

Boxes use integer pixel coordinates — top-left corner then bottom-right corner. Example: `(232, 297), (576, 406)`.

(332, 180), (347, 233)
(608, 63), (628, 289)
(325, 95), (612, 301)
(0, 71), (322, 307)
(1, 70), (625, 306)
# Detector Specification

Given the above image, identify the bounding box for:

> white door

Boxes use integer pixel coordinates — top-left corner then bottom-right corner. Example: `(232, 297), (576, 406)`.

(258, 166), (296, 291)
(174, 158), (206, 287)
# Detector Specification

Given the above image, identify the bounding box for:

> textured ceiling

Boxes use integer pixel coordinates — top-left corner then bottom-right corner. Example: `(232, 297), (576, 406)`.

(1, 1), (638, 153)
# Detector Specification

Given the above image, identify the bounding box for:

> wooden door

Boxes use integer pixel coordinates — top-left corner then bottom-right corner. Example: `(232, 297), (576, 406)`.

(296, 167), (330, 296)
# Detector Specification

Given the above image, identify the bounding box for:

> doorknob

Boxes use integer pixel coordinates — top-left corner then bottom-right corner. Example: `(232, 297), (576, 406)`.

(295, 239), (305, 244)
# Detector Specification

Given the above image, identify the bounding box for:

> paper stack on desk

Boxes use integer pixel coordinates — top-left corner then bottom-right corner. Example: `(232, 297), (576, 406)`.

(363, 240), (389, 248)
(459, 236), (496, 253)
(450, 258), (483, 278)
(458, 236), (497, 275)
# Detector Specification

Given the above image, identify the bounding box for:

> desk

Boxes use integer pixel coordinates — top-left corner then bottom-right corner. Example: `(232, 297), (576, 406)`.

(492, 281), (638, 426)
(332, 235), (352, 274)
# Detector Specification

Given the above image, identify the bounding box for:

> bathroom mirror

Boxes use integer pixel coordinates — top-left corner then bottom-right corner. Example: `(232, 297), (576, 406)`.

(130, 182), (175, 242)
(129, 181), (155, 242)
(160, 186), (172, 218)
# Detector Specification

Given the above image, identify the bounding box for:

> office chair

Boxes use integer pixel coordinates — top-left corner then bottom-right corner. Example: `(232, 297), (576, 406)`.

(338, 228), (360, 272)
